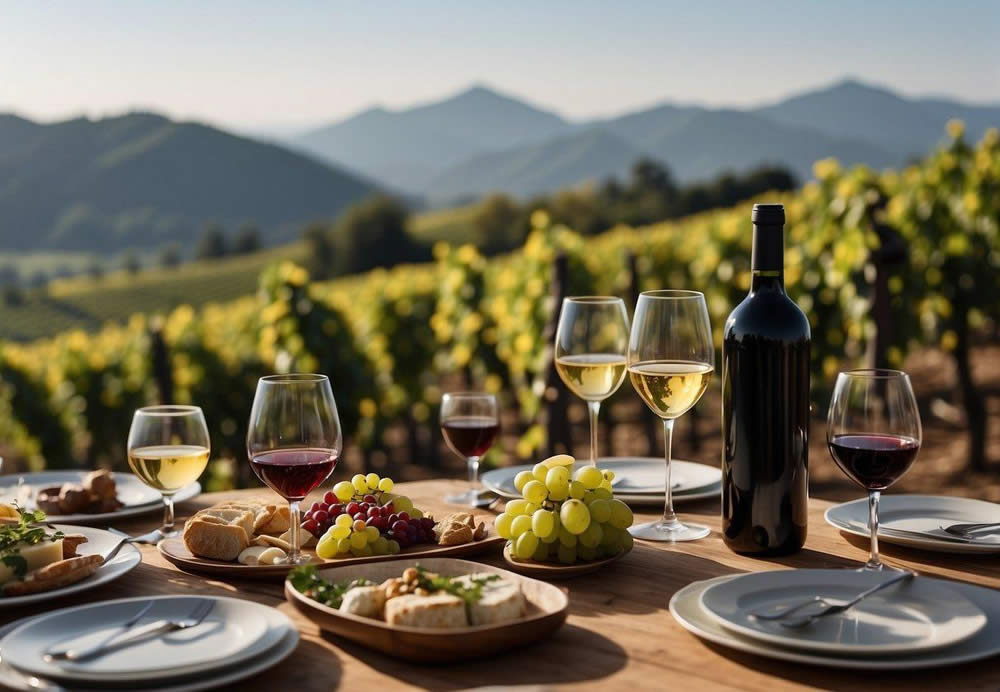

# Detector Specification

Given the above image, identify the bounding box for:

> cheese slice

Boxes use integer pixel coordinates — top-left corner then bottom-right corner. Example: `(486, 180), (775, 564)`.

(0, 539), (64, 585)
(456, 573), (525, 626)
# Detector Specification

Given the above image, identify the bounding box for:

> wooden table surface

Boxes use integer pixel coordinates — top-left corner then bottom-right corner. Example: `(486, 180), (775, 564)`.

(5, 479), (1000, 691)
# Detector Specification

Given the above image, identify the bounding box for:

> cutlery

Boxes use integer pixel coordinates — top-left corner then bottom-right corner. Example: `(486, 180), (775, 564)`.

(50, 599), (214, 663)
(941, 521), (1000, 538)
(107, 526), (165, 545)
(43, 601), (154, 662)
(844, 521), (982, 544)
(754, 571), (915, 629)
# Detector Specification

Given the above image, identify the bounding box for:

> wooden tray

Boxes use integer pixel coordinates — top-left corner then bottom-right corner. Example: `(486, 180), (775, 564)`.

(158, 533), (505, 580)
(284, 557), (569, 663)
(502, 543), (627, 579)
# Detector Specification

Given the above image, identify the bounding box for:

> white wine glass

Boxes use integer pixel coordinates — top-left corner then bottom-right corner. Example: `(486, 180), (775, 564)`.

(127, 405), (210, 542)
(627, 290), (714, 542)
(554, 296), (630, 467)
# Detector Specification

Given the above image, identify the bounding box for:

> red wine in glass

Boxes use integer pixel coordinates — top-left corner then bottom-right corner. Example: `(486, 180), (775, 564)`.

(441, 416), (500, 458)
(250, 447), (338, 501)
(828, 433), (920, 491)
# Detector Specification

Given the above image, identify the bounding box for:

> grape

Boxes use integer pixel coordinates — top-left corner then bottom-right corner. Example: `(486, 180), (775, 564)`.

(525, 502), (540, 515)
(578, 544), (597, 561)
(588, 499), (611, 523)
(351, 544), (373, 557)
(560, 499), (591, 535)
(392, 520), (408, 533)
(366, 507), (380, 520)
(387, 539), (400, 554)
(358, 502), (371, 513)
(580, 521), (603, 548)
(410, 509), (423, 519)
(599, 479), (613, 492)
(329, 503), (345, 516)
(557, 544), (576, 564)
(302, 519), (320, 536)
(397, 511), (410, 522)
(351, 474), (368, 493)
(362, 494), (377, 504)
(532, 540), (550, 562)
(388, 513), (399, 524)
(531, 509), (556, 539)
(558, 526), (577, 547)
(547, 483), (569, 502)
(353, 519), (367, 532)
(575, 465), (603, 490)
(420, 517), (435, 529)
(365, 473), (380, 489)
(312, 510), (329, 525)
(335, 537), (351, 555)
(545, 466), (571, 494)
(522, 480), (547, 504)
(372, 537), (389, 555)
(349, 532), (367, 549)
(331, 524), (351, 540)
(514, 470), (535, 493)
(393, 496), (414, 513)
(346, 501), (361, 516)
(603, 470), (615, 481)
(540, 525), (561, 544)
(608, 499), (633, 529)
(364, 526), (380, 542)
(335, 513), (353, 528)
(569, 481), (586, 499)
(333, 481), (355, 502)
(316, 536), (336, 559)
(505, 499), (529, 516)
(511, 514), (532, 538)
(532, 463), (549, 482)
(622, 531), (634, 552)
(514, 530), (539, 559)
(353, 512), (366, 522)
(377, 477), (394, 492)
(495, 512), (514, 539)
(323, 491), (337, 505)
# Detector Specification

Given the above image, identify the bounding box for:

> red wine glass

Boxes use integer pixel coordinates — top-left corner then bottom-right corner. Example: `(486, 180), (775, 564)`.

(440, 392), (499, 507)
(247, 374), (342, 564)
(827, 369), (921, 570)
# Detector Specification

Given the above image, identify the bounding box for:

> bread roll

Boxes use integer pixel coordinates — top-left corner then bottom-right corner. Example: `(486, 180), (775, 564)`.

(183, 515), (250, 561)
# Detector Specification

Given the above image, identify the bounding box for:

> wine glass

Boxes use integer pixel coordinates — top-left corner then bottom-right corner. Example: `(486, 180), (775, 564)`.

(827, 369), (921, 570)
(127, 405), (210, 542)
(247, 374), (342, 564)
(554, 296), (630, 468)
(440, 392), (500, 507)
(627, 290), (714, 542)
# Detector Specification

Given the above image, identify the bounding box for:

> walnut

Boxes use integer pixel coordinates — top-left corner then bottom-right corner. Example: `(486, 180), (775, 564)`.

(402, 567), (419, 583)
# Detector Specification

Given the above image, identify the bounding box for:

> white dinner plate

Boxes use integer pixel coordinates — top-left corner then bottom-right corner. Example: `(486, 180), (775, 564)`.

(699, 569), (987, 656)
(4, 595), (289, 684)
(826, 495), (1000, 554)
(0, 471), (201, 525)
(0, 616), (298, 692)
(482, 458), (721, 504)
(0, 524), (141, 608)
(672, 574), (1000, 670)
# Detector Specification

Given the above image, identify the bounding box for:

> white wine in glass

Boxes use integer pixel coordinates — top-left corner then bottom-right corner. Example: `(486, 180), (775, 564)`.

(554, 297), (630, 467)
(627, 290), (714, 542)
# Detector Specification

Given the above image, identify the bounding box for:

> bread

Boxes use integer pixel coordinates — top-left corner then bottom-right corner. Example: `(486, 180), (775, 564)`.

(193, 508), (255, 537)
(456, 574), (524, 625)
(61, 534), (89, 558)
(183, 514), (250, 561)
(3, 555), (103, 596)
(384, 593), (468, 628)
(340, 585), (386, 618)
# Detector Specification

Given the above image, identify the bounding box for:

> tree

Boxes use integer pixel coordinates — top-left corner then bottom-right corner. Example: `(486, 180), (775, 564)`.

(2, 285), (24, 306)
(472, 194), (526, 254)
(196, 224), (228, 260)
(234, 223), (262, 254)
(301, 223), (336, 280)
(160, 243), (182, 269)
(122, 250), (141, 275)
(86, 261), (103, 281)
(333, 195), (428, 275)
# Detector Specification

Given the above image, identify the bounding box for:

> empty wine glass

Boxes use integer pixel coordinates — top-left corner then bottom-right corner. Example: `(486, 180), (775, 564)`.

(554, 297), (630, 468)
(827, 369), (921, 570)
(247, 374), (342, 564)
(440, 392), (500, 507)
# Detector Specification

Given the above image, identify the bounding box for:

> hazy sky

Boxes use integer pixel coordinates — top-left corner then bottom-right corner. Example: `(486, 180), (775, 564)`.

(2, 0), (997, 133)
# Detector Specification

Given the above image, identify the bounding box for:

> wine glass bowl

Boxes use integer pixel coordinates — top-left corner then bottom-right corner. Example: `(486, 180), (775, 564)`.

(554, 296), (630, 467)
(440, 392), (499, 507)
(247, 374), (342, 564)
(827, 368), (921, 570)
(127, 405), (210, 540)
(627, 290), (714, 542)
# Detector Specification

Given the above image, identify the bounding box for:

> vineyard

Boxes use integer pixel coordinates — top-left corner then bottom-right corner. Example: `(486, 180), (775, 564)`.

(0, 124), (997, 488)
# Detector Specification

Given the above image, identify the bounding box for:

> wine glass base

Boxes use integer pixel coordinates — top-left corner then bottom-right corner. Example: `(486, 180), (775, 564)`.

(629, 520), (710, 542)
(279, 553), (316, 566)
(157, 528), (180, 540)
(444, 490), (494, 508)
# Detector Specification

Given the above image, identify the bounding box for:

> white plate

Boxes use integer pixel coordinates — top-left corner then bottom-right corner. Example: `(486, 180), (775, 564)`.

(0, 525), (141, 608)
(826, 495), (1000, 554)
(4, 595), (287, 684)
(482, 458), (721, 500)
(699, 569), (986, 656)
(0, 617), (298, 692)
(672, 574), (1000, 670)
(0, 471), (201, 525)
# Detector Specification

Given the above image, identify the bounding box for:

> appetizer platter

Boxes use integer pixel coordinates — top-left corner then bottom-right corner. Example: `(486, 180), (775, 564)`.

(159, 472), (502, 578)
(0, 471), (200, 524)
(0, 506), (141, 607)
(285, 557), (569, 662)
(494, 455), (635, 577)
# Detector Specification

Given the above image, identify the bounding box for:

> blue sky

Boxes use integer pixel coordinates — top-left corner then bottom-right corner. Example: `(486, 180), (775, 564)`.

(2, 0), (997, 132)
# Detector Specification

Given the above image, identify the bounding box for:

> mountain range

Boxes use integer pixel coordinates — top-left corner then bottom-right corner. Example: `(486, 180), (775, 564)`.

(294, 79), (1000, 203)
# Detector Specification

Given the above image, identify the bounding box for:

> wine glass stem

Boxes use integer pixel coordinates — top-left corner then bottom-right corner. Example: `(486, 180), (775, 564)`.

(161, 494), (175, 533)
(288, 500), (301, 563)
(661, 418), (678, 525)
(467, 456), (481, 491)
(867, 490), (882, 569)
(587, 401), (601, 467)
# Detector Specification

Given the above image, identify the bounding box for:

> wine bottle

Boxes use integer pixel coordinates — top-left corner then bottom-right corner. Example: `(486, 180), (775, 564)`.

(721, 203), (810, 555)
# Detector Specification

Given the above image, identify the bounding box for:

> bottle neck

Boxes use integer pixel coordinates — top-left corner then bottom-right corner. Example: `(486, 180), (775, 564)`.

(750, 223), (785, 293)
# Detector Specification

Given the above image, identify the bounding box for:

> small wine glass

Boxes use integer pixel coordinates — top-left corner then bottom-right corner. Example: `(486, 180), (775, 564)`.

(127, 405), (210, 542)
(627, 290), (714, 542)
(554, 296), (630, 468)
(827, 369), (921, 570)
(247, 374), (342, 564)
(440, 392), (500, 507)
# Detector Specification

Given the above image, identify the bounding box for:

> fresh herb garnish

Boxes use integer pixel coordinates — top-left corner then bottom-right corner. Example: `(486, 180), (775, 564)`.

(289, 565), (370, 609)
(0, 507), (62, 578)
(413, 565), (500, 606)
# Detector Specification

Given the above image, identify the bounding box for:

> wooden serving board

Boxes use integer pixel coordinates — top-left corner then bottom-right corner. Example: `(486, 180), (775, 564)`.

(158, 533), (505, 580)
(501, 543), (627, 579)
(284, 557), (569, 663)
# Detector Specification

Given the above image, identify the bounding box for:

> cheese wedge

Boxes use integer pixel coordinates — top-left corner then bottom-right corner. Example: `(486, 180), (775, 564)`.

(455, 573), (525, 626)
(384, 593), (467, 628)
(0, 539), (64, 585)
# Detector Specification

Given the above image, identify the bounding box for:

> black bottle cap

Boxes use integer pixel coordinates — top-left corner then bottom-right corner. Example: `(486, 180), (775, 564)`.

(752, 203), (785, 226)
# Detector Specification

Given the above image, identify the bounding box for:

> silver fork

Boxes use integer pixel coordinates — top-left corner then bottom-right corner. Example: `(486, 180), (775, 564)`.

(44, 601), (154, 661)
(49, 599), (214, 662)
(760, 571), (916, 629)
(942, 521), (1000, 538)
(107, 526), (166, 545)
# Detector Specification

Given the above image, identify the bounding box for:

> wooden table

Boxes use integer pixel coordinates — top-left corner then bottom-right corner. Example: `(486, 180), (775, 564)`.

(5, 480), (1000, 691)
